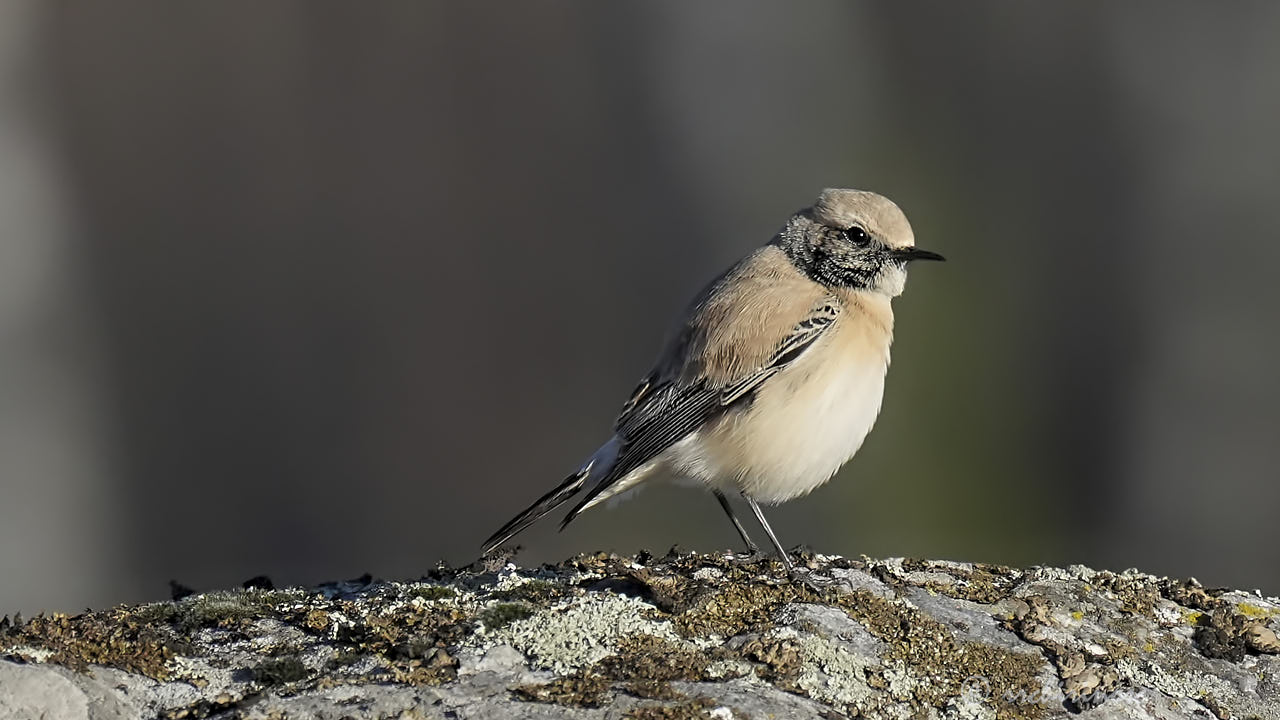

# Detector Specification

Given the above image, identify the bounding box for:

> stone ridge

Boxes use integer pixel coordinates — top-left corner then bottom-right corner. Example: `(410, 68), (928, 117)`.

(1, 551), (1279, 719)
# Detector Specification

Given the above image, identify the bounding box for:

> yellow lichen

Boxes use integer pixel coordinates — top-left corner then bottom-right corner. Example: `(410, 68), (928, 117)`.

(1235, 603), (1278, 620)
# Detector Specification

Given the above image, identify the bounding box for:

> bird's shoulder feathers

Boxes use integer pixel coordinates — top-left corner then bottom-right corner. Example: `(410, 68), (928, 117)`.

(668, 246), (835, 386)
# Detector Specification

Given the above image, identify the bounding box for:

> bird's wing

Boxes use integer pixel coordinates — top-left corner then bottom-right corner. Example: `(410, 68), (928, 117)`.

(717, 301), (839, 404)
(560, 257), (839, 524)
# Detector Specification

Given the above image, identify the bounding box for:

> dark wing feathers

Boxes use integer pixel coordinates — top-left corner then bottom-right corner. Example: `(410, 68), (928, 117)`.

(481, 468), (589, 554)
(562, 381), (722, 525)
(558, 302), (840, 526)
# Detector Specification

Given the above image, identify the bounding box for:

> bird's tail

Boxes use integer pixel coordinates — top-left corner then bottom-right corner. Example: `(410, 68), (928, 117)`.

(480, 468), (590, 555)
(480, 438), (621, 555)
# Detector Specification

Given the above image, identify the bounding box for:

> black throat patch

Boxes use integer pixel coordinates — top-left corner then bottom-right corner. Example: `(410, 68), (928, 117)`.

(779, 224), (880, 290)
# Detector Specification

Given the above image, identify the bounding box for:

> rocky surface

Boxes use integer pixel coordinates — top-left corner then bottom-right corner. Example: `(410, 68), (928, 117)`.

(2, 551), (1279, 719)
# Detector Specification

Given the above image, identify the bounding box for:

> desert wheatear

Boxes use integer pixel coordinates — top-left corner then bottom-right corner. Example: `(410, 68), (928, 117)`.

(482, 189), (943, 571)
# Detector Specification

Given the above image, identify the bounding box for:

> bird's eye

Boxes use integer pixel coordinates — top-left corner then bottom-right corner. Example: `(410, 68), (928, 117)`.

(845, 226), (871, 246)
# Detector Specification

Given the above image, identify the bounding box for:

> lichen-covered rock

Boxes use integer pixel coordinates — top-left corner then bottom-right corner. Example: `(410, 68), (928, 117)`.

(2, 552), (1278, 719)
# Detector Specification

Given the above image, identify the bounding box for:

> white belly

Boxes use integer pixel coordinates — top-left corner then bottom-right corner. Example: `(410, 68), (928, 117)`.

(665, 320), (890, 504)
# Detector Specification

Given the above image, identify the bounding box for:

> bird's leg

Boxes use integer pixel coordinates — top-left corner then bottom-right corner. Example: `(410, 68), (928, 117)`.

(741, 500), (836, 590)
(741, 498), (837, 590)
(744, 495), (795, 574)
(713, 490), (761, 555)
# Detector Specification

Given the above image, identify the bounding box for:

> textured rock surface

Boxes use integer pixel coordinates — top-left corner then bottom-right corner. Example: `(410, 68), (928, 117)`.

(2, 551), (1279, 719)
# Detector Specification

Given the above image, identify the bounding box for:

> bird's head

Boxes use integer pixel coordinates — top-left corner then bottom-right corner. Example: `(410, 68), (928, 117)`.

(777, 188), (943, 297)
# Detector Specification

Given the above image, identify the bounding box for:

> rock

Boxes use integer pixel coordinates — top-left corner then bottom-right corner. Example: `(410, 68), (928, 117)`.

(0, 662), (91, 720)
(0, 660), (141, 720)
(1247, 623), (1280, 654)
(1, 552), (1278, 719)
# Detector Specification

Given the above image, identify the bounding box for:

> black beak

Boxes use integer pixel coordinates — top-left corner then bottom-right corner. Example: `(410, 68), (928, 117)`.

(894, 247), (946, 263)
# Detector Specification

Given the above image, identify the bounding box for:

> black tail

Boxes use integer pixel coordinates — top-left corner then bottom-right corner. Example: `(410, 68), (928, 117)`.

(481, 469), (589, 555)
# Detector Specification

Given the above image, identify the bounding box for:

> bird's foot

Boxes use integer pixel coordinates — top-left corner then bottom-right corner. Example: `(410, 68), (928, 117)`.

(789, 567), (840, 592)
(723, 548), (837, 591)
(724, 548), (769, 567)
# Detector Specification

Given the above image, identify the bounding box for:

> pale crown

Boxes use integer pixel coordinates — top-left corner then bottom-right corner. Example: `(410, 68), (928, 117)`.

(811, 188), (916, 249)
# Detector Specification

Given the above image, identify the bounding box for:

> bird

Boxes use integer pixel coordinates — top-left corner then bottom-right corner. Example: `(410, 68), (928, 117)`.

(481, 188), (943, 572)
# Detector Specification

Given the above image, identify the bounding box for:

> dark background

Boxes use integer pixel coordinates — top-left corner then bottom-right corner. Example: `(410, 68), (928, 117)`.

(3, 2), (1278, 615)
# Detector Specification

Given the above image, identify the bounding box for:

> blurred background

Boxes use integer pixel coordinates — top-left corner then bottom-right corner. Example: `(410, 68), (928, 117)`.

(2, 2), (1278, 616)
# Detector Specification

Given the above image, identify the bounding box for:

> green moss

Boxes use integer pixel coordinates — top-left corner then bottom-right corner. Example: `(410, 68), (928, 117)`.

(176, 589), (288, 630)
(479, 602), (536, 630)
(131, 603), (180, 625)
(491, 579), (567, 604)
